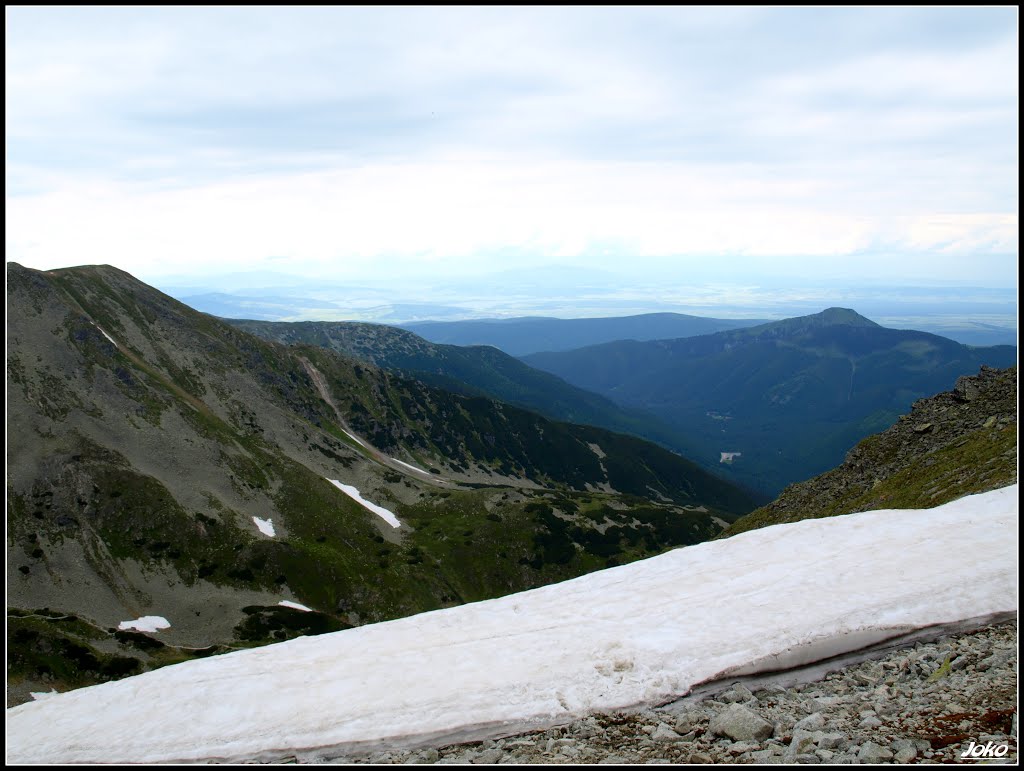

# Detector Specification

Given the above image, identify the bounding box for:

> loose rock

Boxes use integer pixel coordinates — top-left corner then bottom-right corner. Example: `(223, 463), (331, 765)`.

(709, 704), (775, 741)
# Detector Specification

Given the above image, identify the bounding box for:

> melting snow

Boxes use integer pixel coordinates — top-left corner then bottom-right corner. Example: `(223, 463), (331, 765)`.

(93, 324), (118, 347)
(7, 485), (1017, 764)
(341, 428), (369, 448)
(327, 479), (401, 528)
(117, 616), (170, 633)
(278, 601), (313, 612)
(390, 457), (428, 474)
(253, 517), (275, 537)
(720, 451), (742, 463)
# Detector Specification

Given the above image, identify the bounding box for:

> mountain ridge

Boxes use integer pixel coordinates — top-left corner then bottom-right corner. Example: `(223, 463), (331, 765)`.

(6, 261), (755, 704)
(226, 318), (712, 480)
(522, 308), (1016, 495)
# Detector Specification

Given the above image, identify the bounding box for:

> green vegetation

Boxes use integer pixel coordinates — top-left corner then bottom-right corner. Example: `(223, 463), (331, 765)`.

(829, 423), (1015, 514)
(927, 654), (953, 683)
(234, 605), (350, 643)
(7, 610), (141, 693)
(6, 608), (235, 698)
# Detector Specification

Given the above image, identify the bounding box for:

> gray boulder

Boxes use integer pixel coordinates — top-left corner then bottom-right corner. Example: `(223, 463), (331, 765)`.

(793, 712), (825, 731)
(709, 703), (774, 741)
(858, 741), (894, 763)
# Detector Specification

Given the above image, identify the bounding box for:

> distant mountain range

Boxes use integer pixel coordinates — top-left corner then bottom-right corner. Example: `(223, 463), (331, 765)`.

(402, 313), (766, 356)
(6, 262), (755, 705)
(522, 308), (1017, 496)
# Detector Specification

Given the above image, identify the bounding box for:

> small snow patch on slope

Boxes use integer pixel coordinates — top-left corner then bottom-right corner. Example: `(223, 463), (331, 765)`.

(118, 616), (170, 633)
(253, 517), (275, 537)
(391, 457), (427, 474)
(93, 323), (118, 347)
(327, 479), (401, 528)
(278, 601), (313, 612)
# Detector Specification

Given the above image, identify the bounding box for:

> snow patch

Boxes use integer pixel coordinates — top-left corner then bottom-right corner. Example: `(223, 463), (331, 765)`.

(30, 690), (59, 701)
(390, 457), (428, 474)
(117, 616), (170, 633)
(278, 601), (313, 613)
(93, 324), (118, 347)
(253, 517), (275, 537)
(341, 428), (369, 449)
(720, 451), (742, 463)
(327, 479), (401, 528)
(7, 485), (1017, 765)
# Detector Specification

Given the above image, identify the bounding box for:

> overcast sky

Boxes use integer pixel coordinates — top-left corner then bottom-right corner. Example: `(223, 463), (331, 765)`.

(5, 7), (1019, 286)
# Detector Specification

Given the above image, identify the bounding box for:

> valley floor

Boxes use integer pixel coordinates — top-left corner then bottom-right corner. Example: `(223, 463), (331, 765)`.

(329, 619), (1019, 765)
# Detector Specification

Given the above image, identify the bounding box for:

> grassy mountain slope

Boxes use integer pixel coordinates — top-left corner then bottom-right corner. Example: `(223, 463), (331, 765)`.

(402, 312), (765, 356)
(722, 365), (1017, 537)
(6, 262), (755, 704)
(227, 319), (695, 462)
(523, 308), (1017, 496)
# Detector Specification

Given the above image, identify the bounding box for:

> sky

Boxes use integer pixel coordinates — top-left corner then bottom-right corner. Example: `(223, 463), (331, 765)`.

(5, 7), (1019, 287)
(7, 484), (1017, 763)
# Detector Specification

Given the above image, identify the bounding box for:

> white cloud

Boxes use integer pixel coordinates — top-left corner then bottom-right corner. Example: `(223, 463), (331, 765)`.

(5, 8), (1018, 287)
(6, 158), (1016, 283)
(769, 37), (1019, 104)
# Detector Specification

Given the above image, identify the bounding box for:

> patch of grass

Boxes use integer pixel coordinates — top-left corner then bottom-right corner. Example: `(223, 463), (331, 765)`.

(840, 423), (1016, 513)
(725, 421), (1016, 536)
(7, 616), (142, 692)
(233, 605), (350, 643)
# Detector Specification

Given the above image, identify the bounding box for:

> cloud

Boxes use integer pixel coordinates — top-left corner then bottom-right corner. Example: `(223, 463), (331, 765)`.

(6, 159), (1016, 285)
(5, 7), (1018, 287)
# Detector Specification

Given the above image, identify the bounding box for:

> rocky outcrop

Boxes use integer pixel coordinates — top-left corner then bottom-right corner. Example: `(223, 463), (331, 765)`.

(322, 620), (1017, 765)
(725, 365), (1017, 536)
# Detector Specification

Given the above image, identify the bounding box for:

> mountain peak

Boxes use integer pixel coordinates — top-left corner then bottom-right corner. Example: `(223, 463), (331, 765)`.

(815, 307), (880, 327)
(742, 307), (880, 338)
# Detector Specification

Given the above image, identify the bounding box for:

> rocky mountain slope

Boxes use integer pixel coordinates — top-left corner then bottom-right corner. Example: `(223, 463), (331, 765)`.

(523, 308), (1017, 495)
(6, 262), (755, 705)
(724, 365), (1017, 537)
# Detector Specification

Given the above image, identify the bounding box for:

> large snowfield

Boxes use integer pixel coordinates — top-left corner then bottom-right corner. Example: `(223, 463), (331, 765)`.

(6, 485), (1018, 764)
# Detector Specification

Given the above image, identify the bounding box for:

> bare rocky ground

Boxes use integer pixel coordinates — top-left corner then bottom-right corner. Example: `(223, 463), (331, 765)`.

(270, 619), (1016, 765)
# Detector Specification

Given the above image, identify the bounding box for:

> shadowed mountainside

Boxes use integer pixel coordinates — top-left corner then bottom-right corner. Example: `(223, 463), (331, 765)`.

(227, 318), (707, 473)
(523, 309), (1016, 496)
(722, 365), (1017, 537)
